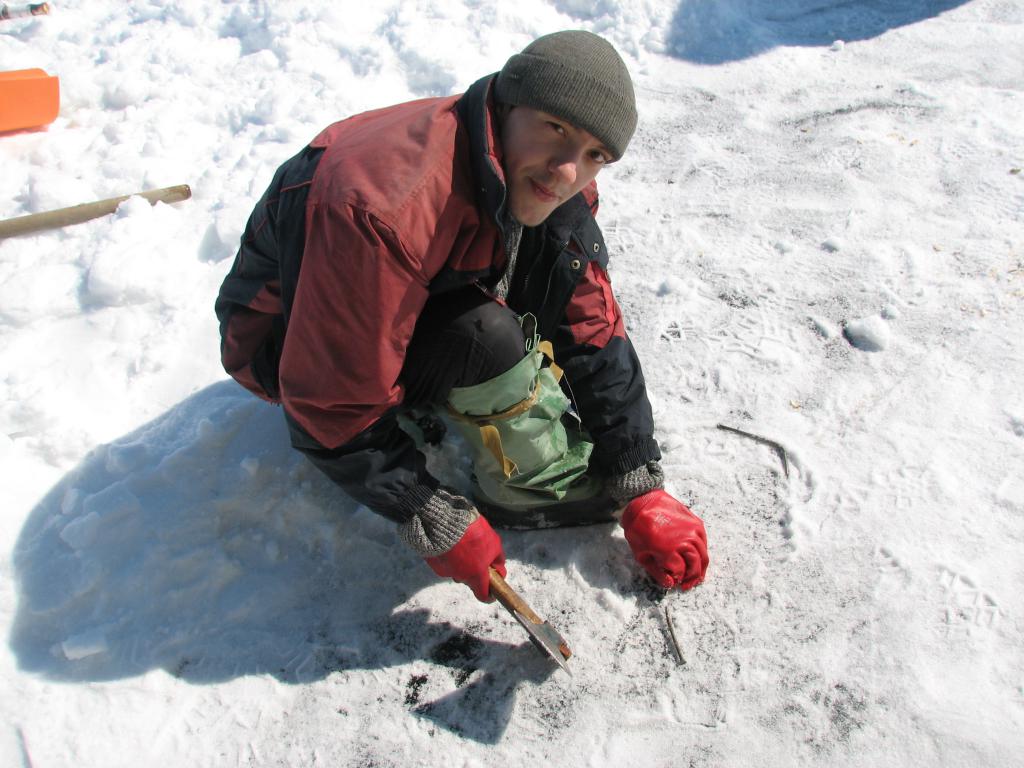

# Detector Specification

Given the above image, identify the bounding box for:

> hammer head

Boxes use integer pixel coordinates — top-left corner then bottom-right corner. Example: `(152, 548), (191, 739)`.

(512, 610), (572, 675)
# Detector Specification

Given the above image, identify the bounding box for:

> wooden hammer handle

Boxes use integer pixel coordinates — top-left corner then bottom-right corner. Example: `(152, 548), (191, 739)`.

(488, 568), (543, 624)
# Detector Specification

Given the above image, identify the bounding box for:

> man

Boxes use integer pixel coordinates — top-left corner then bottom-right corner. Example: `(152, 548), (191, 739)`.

(215, 30), (709, 602)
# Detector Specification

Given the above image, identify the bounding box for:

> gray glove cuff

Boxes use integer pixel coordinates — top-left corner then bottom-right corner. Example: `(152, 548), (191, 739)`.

(607, 460), (665, 505)
(398, 488), (479, 557)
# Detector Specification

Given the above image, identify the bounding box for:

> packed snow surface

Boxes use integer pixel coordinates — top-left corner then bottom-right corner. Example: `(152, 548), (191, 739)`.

(2, 1), (1023, 766)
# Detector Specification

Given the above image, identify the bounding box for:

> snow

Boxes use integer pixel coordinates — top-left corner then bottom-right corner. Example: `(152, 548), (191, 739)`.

(2, 1), (1023, 766)
(842, 314), (891, 351)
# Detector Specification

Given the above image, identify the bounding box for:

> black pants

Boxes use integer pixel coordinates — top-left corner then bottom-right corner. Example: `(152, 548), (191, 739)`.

(401, 286), (527, 407)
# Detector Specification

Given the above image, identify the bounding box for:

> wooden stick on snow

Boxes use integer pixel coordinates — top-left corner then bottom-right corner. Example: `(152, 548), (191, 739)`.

(0, 3), (51, 21)
(716, 423), (791, 478)
(0, 184), (192, 240)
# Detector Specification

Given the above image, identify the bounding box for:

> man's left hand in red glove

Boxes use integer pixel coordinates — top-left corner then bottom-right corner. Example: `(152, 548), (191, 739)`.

(609, 462), (709, 591)
(621, 489), (708, 590)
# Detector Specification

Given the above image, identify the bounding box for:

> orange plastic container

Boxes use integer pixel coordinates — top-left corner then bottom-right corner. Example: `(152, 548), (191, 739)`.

(0, 68), (60, 132)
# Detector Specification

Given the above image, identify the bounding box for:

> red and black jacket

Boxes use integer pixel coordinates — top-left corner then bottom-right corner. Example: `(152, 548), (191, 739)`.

(215, 75), (660, 522)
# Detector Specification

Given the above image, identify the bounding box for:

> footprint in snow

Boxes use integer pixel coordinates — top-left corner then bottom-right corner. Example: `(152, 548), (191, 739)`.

(938, 567), (1000, 635)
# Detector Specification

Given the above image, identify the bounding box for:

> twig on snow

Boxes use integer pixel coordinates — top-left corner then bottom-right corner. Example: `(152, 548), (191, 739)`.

(664, 606), (685, 666)
(17, 726), (34, 768)
(716, 423), (790, 478)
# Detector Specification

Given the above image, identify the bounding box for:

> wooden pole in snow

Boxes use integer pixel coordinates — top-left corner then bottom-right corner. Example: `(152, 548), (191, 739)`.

(0, 184), (192, 240)
(0, 3), (51, 21)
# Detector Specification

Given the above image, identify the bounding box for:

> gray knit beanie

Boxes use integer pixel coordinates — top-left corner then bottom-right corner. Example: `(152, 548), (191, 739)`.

(495, 30), (637, 161)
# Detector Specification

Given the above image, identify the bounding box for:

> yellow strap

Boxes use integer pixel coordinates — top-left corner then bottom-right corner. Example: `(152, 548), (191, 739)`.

(479, 424), (518, 479)
(446, 342), (561, 426)
(537, 340), (563, 382)
(447, 382), (539, 424)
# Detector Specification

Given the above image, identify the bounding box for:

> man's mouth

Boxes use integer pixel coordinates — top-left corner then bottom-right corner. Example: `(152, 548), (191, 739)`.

(529, 178), (558, 203)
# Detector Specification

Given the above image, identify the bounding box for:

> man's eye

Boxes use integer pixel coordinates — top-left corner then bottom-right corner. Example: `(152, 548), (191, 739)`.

(547, 121), (566, 136)
(590, 150), (609, 164)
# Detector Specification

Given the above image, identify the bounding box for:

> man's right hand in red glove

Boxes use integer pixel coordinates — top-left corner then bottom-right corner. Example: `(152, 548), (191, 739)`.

(398, 488), (506, 602)
(621, 489), (709, 590)
(424, 514), (506, 602)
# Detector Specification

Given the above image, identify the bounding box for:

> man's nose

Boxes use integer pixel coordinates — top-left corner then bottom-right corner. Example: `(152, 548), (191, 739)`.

(549, 154), (578, 187)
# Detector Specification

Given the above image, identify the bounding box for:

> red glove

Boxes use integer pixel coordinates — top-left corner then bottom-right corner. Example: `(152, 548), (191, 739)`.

(424, 515), (507, 602)
(621, 489), (709, 590)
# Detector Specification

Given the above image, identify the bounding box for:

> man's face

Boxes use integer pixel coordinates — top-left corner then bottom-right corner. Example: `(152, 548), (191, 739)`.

(499, 106), (613, 227)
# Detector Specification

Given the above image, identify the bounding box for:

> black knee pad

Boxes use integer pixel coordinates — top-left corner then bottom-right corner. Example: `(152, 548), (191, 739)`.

(402, 287), (527, 406)
(446, 298), (526, 379)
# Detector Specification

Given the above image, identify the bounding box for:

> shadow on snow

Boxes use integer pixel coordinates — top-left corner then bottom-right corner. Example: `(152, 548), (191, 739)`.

(667, 0), (971, 64)
(7, 381), (571, 744)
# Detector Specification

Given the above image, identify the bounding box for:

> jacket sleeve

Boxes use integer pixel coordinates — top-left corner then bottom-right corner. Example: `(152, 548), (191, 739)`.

(553, 258), (661, 476)
(215, 151), (302, 403)
(279, 200), (439, 522)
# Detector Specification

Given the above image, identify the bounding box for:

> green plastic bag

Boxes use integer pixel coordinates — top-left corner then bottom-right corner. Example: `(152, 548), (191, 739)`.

(445, 336), (601, 511)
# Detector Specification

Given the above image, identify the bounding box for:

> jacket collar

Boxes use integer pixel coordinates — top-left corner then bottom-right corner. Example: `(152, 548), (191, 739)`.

(457, 74), (510, 236)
